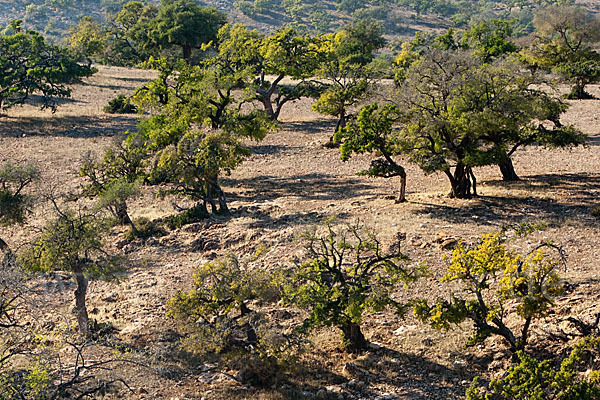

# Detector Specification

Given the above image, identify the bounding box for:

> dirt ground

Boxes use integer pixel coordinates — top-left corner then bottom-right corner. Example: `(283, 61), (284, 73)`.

(1, 65), (599, 399)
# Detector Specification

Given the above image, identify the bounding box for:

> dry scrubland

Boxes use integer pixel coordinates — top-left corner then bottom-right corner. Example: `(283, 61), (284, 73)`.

(1, 65), (599, 399)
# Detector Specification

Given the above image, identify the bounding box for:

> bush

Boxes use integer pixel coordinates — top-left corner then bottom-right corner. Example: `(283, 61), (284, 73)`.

(103, 94), (137, 114)
(167, 255), (297, 386)
(592, 204), (600, 218)
(414, 231), (565, 356)
(163, 204), (210, 230)
(125, 217), (167, 241)
(286, 221), (426, 351)
(467, 336), (600, 399)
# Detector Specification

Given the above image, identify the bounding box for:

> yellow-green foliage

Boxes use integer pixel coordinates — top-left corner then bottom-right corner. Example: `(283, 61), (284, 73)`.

(415, 231), (563, 353)
(467, 336), (600, 399)
(168, 255), (285, 357)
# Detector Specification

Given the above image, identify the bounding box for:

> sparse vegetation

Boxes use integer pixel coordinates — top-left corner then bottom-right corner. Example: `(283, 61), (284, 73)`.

(1, 2), (600, 399)
(0, 20), (94, 111)
(414, 231), (565, 355)
(287, 221), (426, 351)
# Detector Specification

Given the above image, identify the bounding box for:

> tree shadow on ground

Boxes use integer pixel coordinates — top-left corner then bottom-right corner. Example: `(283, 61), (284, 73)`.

(412, 173), (600, 228)
(282, 118), (337, 135)
(224, 173), (383, 203)
(246, 143), (290, 155)
(346, 345), (479, 399)
(0, 114), (138, 137)
(86, 82), (140, 91)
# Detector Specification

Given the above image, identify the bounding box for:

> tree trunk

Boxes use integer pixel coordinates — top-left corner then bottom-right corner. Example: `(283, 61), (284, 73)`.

(499, 157), (520, 181)
(341, 321), (368, 351)
(396, 170), (407, 203)
(257, 90), (276, 120)
(114, 201), (139, 237)
(0, 237), (15, 267)
(447, 163), (474, 199)
(240, 302), (258, 345)
(182, 44), (192, 62)
(73, 265), (90, 338)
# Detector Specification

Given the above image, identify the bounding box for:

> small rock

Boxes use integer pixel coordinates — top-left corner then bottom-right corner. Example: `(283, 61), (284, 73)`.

(453, 360), (468, 369)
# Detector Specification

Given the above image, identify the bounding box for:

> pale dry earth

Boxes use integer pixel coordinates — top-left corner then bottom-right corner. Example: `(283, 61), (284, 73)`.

(0, 65), (599, 399)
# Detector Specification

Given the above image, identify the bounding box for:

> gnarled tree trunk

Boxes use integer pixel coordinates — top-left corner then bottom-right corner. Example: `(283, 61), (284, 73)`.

(73, 264), (90, 338)
(341, 321), (368, 351)
(114, 200), (138, 236)
(499, 157), (520, 181)
(446, 163), (475, 199)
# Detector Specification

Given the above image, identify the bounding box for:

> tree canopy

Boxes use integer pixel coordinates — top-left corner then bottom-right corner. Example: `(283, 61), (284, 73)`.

(523, 5), (600, 99)
(0, 21), (94, 111)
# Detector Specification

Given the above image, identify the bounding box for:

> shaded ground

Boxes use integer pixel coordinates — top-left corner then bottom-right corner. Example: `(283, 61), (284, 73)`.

(0, 66), (599, 399)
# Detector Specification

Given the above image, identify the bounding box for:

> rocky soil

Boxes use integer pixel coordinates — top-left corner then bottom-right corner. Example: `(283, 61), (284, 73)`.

(0, 65), (599, 399)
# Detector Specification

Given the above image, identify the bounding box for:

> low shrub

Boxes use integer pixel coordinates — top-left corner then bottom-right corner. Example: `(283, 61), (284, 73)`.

(103, 94), (137, 114)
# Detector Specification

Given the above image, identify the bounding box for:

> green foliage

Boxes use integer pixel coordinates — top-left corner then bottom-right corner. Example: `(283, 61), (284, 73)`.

(461, 19), (517, 62)
(150, 0), (227, 61)
(133, 57), (275, 214)
(522, 5), (600, 99)
(312, 20), (386, 135)
(0, 162), (39, 226)
(286, 221), (425, 351)
(414, 231), (564, 354)
(0, 21), (94, 111)
(168, 255), (294, 385)
(163, 204), (210, 230)
(103, 1), (159, 66)
(103, 94), (137, 114)
(467, 336), (600, 399)
(22, 209), (118, 278)
(67, 16), (107, 66)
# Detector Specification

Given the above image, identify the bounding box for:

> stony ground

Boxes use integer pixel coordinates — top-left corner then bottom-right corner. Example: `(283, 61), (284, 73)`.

(1, 65), (599, 399)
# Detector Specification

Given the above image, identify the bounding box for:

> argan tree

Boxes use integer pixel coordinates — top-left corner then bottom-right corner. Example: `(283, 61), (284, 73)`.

(414, 232), (564, 356)
(104, 1), (159, 66)
(168, 255), (294, 386)
(149, 0), (227, 62)
(288, 221), (425, 351)
(0, 20), (94, 111)
(467, 336), (600, 399)
(80, 135), (147, 235)
(67, 16), (107, 67)
(335, 103), (407, 202)
(395, 49), (583, 196)
(215, 24), (322, 121)
(21, 205), (122, 338)
(0, 162), (39, 264)
(133, 57), (274, 216)
(168, 255), (281, 356)
(523, 5), (600, 99)
(312, 20), (386, 139)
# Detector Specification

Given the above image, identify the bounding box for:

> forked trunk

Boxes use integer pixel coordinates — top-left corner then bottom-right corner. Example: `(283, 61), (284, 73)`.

(447, 163), (475, 199)
(73, 264), (90, 338)
(341, 321), (368, 351)
(499, 157), (520, 181)
(114, 201), (138, 236)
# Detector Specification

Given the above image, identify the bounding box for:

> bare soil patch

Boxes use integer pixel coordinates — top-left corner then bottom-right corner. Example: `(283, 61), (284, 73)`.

(1, 65), (599, 399)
